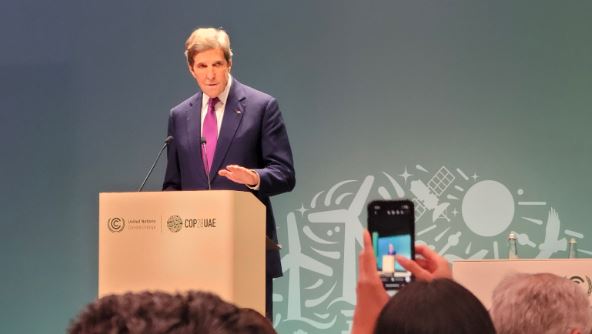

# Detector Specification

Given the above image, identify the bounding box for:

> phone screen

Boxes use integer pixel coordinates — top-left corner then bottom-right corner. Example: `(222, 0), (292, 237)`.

(367, 200), (415, 290)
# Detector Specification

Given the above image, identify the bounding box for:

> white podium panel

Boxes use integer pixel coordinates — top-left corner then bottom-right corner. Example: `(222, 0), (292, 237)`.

(453, 259), (592, 309)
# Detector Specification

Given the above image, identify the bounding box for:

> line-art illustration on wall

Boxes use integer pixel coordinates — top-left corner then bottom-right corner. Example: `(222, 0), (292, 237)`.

(273, 165), (588, 333)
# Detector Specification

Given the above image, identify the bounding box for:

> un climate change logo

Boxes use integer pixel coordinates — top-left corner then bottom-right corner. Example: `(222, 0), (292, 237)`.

(167, 215), (183, 233)
(569, 275), (592, 296)
(107, 217), (125, 232)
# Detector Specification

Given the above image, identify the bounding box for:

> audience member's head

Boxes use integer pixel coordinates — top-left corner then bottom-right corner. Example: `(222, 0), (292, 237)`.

(373, 278), (496, 334)
(68, 290), (276, 334)
(236, 308), (277, 334)
(490, 272), (592, 334)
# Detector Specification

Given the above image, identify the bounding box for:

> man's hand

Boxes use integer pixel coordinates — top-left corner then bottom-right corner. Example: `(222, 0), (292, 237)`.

(352, 230), (389, 334)
(396, 244), (452, 281)
(218, 164), (260, 187)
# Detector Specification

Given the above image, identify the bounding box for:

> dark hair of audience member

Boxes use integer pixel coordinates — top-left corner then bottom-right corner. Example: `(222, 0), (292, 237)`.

(68, 290), (276, 334)
(373, 278), (495, 334)
(236, 308), (276, 334)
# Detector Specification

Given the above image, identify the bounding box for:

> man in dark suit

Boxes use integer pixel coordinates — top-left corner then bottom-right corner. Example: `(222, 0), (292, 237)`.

(163, 27), (295, 320)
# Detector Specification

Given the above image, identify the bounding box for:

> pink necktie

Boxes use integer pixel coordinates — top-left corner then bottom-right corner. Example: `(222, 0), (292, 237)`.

(202, 97), (219, 173)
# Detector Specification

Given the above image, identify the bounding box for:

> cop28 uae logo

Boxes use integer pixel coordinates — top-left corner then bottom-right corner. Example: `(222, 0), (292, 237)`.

(167, 215), (183, 233)
(273, 165), (590, 334)
(107, 217), (125, 232)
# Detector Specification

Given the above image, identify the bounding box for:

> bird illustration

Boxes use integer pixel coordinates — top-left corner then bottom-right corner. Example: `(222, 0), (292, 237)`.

(537, 207), (567, 258)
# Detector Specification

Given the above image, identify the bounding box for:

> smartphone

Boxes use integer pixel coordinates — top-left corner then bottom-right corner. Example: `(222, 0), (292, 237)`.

(367, 199), (415, 290)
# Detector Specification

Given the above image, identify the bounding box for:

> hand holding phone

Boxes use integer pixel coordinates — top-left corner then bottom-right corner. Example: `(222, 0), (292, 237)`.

(352, 229), (390, 334)
(396, 244), (452, 281)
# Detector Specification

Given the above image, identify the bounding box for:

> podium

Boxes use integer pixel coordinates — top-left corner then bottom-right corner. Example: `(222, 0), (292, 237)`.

(98, 190), (266, 314)
(453, 259), (592, 309)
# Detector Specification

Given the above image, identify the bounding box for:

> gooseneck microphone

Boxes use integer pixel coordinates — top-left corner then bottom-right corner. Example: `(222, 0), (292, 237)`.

(200, 136), (212, 190)
(138, 136), (174, 192)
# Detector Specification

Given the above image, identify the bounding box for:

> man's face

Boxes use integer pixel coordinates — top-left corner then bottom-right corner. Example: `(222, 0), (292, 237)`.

(188, 48), (232, 98)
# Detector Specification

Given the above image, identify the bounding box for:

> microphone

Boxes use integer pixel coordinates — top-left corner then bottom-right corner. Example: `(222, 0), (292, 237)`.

(201, 136), (211, 190)
(138, 136), (174, 192)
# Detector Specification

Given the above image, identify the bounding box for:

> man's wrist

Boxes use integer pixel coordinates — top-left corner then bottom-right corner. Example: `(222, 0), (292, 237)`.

(246, 169), (260, 190)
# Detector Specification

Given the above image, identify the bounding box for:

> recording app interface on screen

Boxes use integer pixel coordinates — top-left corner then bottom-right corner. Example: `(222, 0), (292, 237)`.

(372, 229), (413, 289)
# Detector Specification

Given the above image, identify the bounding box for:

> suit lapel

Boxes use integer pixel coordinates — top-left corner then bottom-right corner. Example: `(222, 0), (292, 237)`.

(186, 92), (209, 180)
(210, 81), (245, 179)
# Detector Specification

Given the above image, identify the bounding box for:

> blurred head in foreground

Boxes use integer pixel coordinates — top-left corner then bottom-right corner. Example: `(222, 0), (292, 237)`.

(374, 278), (495, 334)
(68, 290), (276, 334)
(490, 272), (591, 334)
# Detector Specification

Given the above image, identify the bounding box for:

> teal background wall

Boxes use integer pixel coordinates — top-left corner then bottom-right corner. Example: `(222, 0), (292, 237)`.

(1, 1), (591, 333)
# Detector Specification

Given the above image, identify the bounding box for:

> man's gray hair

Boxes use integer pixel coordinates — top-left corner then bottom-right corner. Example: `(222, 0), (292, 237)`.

(490, 272), (591, 334)
(185, 27), (233, 66)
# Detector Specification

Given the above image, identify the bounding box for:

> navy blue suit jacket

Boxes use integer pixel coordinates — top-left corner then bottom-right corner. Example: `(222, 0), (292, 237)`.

(163, 79), (295, 278)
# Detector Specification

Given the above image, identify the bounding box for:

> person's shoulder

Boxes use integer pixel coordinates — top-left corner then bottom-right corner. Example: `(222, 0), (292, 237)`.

(234, 79), (275, 102)
(170, 92), (201, 115)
